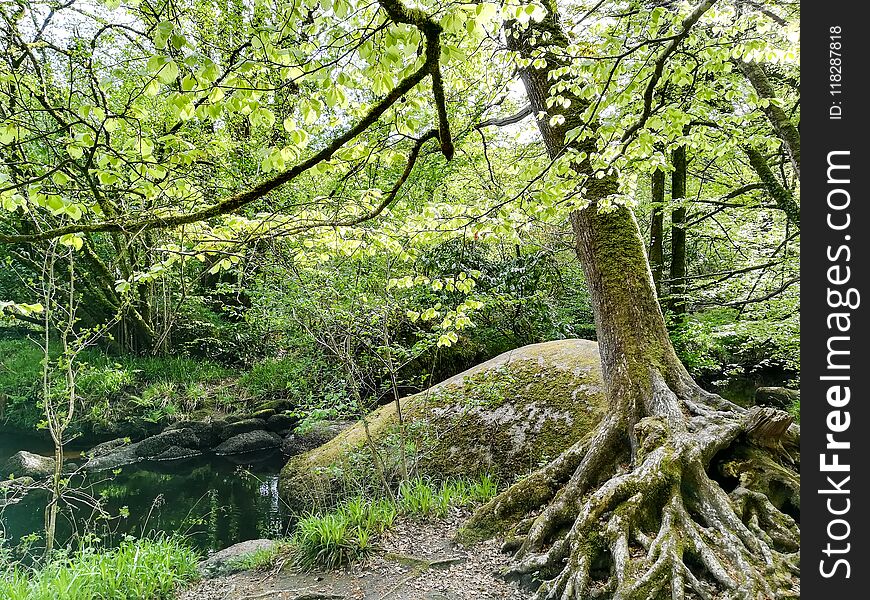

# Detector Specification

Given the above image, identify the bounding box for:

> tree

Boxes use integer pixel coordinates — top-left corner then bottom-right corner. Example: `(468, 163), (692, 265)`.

(648, 167), (665, 296)
(464, 2), (799, 598)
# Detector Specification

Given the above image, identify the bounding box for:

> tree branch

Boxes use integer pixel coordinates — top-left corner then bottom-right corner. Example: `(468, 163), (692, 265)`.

(621, 0), (717, 144)
(475, 105), (533, 129)
(744, 145), (799, 227)
(1, 0), (454, 245)
(377, 0), (453, 159)
(736, 60), (800, 177)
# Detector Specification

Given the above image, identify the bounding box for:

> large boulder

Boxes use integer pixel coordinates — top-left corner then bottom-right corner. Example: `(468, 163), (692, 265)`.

(279, 339), (607, 510)
(215, 430), (282, 455)
(2, 451), (56, 478)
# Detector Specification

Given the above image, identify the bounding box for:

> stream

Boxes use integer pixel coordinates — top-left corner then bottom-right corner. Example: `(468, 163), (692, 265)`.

(0, 432), (293, 557)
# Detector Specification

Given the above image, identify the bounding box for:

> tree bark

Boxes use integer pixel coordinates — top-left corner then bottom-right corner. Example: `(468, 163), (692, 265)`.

(745, 144), (800, 227)
(737, 60), (800, 178)
(669, 145), (688, 317)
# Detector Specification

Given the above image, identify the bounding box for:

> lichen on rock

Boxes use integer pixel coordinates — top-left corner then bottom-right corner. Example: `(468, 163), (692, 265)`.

(279, 339), (607, 511)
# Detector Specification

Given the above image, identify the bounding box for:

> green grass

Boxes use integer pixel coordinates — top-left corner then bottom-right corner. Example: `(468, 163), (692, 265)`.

(289, 474), (497, 570)
(0, 537), (200, 600)
(0, 336), (231, 430)
(225, 541), (291, 572)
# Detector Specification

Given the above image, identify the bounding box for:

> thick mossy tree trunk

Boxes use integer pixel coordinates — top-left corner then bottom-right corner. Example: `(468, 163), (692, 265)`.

(463, 3), (800, 598)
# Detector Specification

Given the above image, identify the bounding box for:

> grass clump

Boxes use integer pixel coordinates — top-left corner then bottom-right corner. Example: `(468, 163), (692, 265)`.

(0, 537), (199, 600)
(397, 475), (498, 518)
(226, 541), (291, 572)
(289, 474), (497, 570)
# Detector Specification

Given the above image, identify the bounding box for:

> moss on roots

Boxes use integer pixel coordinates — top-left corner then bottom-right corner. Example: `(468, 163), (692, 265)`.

(465, 379), (800, 600)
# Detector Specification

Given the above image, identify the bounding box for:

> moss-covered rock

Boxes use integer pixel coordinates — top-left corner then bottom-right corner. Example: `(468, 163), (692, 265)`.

(279, 339), (607, 510)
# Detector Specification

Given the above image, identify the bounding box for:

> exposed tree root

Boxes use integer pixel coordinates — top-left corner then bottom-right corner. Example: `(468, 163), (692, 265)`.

(465, 374), (800, 600)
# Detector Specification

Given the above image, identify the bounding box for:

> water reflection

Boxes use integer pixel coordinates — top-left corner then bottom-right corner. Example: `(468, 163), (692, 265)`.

(1, 440), (293, 557)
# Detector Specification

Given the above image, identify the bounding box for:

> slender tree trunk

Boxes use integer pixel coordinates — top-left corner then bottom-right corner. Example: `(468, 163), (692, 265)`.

(669, 144), (688, 317)
(736, 60), (800, 177)
(649, 169), (665, 295)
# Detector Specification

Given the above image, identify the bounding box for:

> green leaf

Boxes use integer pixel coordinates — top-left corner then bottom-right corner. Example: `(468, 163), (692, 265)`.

(98, 171), (119, 185)
(251, 107), (276, 128)
(46, 196), (64, 212)
(289, 129), (309, 147)
(170, 32), (187, 50)
(157, 59), (179, 84)
(65, 203), (83, 221)
(199, 58), (220, 83)
(60, 234), (84, 250)
(153, 20), (175, 49)
(180, 75), (197, 92)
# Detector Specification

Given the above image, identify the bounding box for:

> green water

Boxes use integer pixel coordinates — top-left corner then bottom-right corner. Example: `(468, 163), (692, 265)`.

(1, 433), (292, 557)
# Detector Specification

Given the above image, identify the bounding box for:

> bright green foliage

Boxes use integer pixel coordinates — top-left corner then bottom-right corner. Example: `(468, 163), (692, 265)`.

(398, 475), (498, 518)
(291, 510), (377, 570)
(0, 537), (199, 600)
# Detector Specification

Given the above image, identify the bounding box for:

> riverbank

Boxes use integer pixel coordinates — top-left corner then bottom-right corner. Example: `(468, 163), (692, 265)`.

(181, 513), (528, 600)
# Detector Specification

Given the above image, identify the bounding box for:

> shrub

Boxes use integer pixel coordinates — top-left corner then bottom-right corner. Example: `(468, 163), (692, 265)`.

(397, 477), (446, 518)
(0, 334), (230, 431)
(291, 512), (367, 570)
(238, 352), (347, 405)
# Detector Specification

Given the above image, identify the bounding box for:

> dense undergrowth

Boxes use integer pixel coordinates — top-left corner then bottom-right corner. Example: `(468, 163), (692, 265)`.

(0, 303), (798, 437)
(0, 537), (199, 600)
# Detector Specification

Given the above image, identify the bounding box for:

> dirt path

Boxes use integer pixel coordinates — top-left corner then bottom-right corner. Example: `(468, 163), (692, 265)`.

(180, 514), (530, 600)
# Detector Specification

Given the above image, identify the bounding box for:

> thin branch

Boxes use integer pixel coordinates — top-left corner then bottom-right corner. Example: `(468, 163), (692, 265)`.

(621, 0), (718, 144)
(475, 105), (533, 129)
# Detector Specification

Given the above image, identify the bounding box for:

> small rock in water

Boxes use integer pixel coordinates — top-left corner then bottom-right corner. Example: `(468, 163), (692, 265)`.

(2, 451), (55, 478)
(215, 430), (281, 455)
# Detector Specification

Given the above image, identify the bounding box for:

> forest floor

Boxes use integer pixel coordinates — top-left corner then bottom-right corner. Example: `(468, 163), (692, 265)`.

(179, 513), (529, 600)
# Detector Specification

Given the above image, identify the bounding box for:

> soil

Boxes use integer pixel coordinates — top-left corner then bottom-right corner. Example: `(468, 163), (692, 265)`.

(179, 511), (530, 600)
